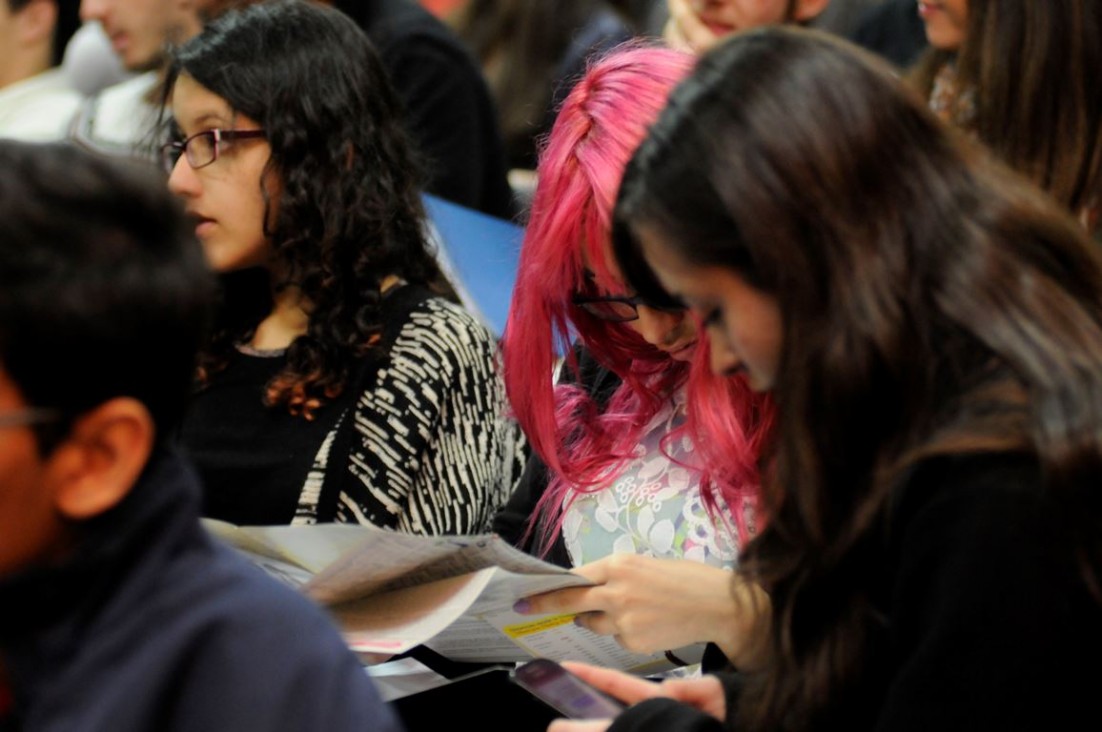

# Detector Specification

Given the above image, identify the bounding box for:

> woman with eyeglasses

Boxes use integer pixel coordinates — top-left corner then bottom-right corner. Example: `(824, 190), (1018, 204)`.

(161, 0), (521, 533)
(495, 46), (774, 667)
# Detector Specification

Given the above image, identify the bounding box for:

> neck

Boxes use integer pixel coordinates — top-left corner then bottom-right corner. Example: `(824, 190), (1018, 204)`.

(250, 286), (311, 350)
(246, 273), (402, 350)
(0, 47), (51, 91)
(380, 273), (402, 294)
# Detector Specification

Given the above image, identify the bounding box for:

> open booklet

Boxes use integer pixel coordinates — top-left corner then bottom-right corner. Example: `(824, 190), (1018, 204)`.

(203, 520), (694, 674)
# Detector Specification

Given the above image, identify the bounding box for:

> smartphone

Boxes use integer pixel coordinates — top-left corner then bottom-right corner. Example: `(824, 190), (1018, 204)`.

(511, 659), (626, 719)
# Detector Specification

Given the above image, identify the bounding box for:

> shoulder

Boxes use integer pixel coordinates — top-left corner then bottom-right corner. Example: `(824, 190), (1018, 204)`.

(72, 73), (160, 151)
(354, 0), (490, 109)
(85, 73), (159, 112)
(888, 451), (1052, 560)
(390, 295), (498, 365)
(160, 539), (352, 652)
(98, 533), (395, 730)
(0, 71), (82, 142)
(891, 451), (1044, 527)
(885, 450), (1097, 628)
(175, 545), (385, 687)
(873, 455), (1102, 730)
(359, 0), (470, 63)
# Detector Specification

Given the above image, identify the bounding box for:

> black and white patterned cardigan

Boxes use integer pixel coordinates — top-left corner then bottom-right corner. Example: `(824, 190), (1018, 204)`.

(293, 291), (525, 534)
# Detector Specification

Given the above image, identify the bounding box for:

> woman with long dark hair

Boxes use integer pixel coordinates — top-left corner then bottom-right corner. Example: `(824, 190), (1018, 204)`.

(162, 0), (520, 532)
(550, 27), (1102, 732)
(910, 0), (1102, 233)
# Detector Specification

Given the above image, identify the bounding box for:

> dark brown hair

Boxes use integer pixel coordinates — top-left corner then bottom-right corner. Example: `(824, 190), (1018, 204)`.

(616, 27), (1102, 730)
(910, 0), (1102, 222)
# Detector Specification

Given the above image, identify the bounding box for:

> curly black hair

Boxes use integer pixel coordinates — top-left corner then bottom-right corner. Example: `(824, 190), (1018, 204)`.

(165, 0), (455, 418)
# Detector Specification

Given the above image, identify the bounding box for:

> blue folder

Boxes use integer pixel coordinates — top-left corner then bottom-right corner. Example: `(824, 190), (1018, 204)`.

(423, 194), (523, 337)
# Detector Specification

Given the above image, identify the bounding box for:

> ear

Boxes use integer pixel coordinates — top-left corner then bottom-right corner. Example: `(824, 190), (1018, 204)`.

(48, 398), (155, 521)
(14, 0), (57, 46)
(793, 0), (831, 23)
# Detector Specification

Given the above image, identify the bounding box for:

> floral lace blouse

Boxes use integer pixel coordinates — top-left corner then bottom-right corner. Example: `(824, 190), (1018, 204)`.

(561, 388), (747, 569)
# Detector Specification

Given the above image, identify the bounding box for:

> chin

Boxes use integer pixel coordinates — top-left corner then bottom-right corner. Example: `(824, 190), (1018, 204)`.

(923, 26), (965, 51)
(746, 374), (774, 393)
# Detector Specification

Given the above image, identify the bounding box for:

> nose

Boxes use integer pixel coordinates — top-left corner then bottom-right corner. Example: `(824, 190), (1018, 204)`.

(167, 155), (201, 198)
(631, 305), (686, 350)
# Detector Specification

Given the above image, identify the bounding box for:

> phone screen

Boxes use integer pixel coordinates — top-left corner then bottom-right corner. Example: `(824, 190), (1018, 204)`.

(511, 659), (627, 720)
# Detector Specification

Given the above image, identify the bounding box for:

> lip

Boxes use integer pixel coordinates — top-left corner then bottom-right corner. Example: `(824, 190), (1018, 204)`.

(704, 21), (735, 37)
(108, 31), (129, 53)
(916, 1), (941, 18)
(188, 212), (217, 239)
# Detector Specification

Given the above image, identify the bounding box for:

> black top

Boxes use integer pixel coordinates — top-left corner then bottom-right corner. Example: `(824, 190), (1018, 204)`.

(335, 0), (515, 220)
(0, 448), (397, 732)
(182, 348), (355, 525)
(183, 285), (521, 532)
(608, 451), (1102, 731)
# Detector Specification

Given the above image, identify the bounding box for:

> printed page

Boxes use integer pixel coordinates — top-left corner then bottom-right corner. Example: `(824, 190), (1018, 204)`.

(366, 658), (453, 703)
(305, 531), (575, 605)
(248, 555), (316, 589)
(328, 566), (593, 657)
(422, 615), (533, 663)
(333, 568), (498, 655)
(204, 521), (572, 606)
(202, 519), (372, 573)
(411, 568), (681, 672)
(479, 606), (678, 674)
(206, 521), (660, 668)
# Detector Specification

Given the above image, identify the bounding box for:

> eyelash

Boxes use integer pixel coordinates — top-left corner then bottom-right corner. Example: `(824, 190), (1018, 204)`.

(702, 308), (723, 327)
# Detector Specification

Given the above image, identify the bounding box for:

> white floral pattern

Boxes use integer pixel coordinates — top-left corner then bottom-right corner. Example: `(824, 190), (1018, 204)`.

(562, 389), (741, 569)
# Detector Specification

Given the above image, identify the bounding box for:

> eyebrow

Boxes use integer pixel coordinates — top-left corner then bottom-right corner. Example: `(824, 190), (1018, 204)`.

(178, 112), (231, 136)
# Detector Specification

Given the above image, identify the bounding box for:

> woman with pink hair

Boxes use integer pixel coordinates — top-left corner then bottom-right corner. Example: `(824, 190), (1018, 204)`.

(495, 45), (773, 664)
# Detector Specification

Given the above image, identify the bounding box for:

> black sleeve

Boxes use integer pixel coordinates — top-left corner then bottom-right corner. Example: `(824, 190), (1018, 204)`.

(608, 700), (724, 732)
(873, 454), (1102, 731)
(492, 451), (572, 567)
(607, 673), (743, 732)
(493, 451), (546, 543)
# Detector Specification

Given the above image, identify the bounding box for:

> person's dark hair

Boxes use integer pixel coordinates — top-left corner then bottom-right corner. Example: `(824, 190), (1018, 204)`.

(614, 27), (1102, 730)
(910, 0), (1102, 221)
(0, 140), (213, 453)
(164, 0), (454, 418)
(453, 0), (630, 169)
(7, 0), (81, 66)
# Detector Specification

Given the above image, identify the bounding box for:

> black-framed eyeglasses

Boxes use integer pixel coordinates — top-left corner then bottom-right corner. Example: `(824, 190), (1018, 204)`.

(0, 408), (62, 430)
(160, 128), (267, 175)
(571, 293), (686, 323)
